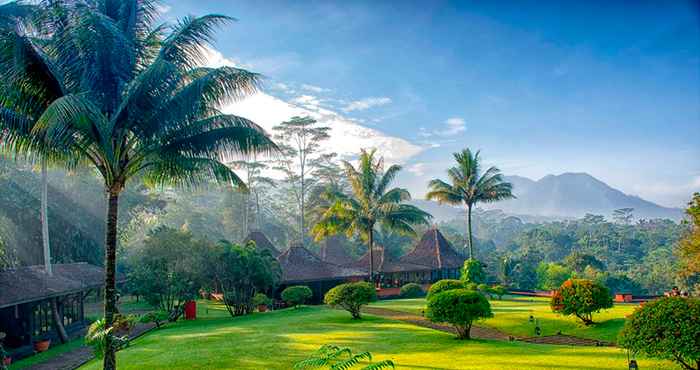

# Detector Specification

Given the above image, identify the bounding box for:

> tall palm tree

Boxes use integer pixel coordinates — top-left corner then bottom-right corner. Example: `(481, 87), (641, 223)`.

(2, 3), (276, 369)
(426, 149), (514, 259)
(312, 149), (431, 282)
(0, 0), (77, 343)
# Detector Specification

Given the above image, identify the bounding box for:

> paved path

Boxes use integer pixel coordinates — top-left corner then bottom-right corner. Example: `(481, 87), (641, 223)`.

(25, 322), (156, 370)
(362, 306), (614, 347)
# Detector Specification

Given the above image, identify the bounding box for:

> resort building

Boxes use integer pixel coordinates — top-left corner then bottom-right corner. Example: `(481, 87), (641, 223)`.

(0, 263), (108, 359)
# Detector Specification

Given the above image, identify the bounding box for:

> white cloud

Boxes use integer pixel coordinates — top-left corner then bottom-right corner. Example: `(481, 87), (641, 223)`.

(301, 84), (329, 93)
(407, 163), (427, 176)
(342, 97), (392, 112)
(202, 48), (422, 165)
(443, 117), (466, 135)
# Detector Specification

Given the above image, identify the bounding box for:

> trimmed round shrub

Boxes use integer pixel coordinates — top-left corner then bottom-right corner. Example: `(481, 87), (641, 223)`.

(550, 279), (612, 325)
(324, 282), (377, 319)
(461, 258), (486, 284)
(426, 289), (493, 339)
(139, 310), (169, 328)
(489, 285), (507, 300)
(252, 293), (272, 307)
(427, 279), (465, 299)
(281, 285), (313, 308)
(619, 297), (700, 370)
(400, 283), (424, 298)
(465, 282), (478, 291)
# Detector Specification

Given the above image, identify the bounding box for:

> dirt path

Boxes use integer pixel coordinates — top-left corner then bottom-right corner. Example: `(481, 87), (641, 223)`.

(362, 306), (614, 347)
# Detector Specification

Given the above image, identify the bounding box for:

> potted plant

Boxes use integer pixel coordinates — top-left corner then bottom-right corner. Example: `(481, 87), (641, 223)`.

(252, 293), (272, 312)
(33, 334), (51, 353)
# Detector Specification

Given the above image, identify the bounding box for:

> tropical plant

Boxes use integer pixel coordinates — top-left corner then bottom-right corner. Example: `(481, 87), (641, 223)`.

(294, 344), (394, 370)
(461, 258), (486, 284)
(324, 282), (377, 319)
(426, 149), (514, 259)
(312, 149), (431, 280)
(426, 279), (465, 299)
(282, 285), (313, 308)
(2, 3), (276, 368)
(84, 319), (129, 359)
(426, 289), (493, 339)
(618, 297), (700, 370)
(216, 241), (281, 316)
(399, 283), (424, 298)
(550, 279), (612, 325)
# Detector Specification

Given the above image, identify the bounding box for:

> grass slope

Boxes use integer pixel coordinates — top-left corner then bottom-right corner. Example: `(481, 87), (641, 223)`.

(369, 295), (637, 343)
(78, 301), (674, 370)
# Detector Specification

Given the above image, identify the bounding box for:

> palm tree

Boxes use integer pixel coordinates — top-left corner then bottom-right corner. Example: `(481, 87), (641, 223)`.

(426, 149), (514, 259)
(0, 1), (78, 343)
(2, 4), (276, 369)
(312, 149), (431, 282)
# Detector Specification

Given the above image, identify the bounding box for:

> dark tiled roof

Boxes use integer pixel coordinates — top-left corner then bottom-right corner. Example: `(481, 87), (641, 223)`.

(346, 246), (432, 273)
(243, 231), (281, 257)
(277, 243), (365, 283)
(0, 263), (108, 308)
(399, 228), (465, 269)
(319, 236), (356, 266)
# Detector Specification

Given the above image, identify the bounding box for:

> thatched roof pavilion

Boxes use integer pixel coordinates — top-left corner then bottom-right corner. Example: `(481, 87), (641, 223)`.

(243, 230), (281, 258)
(399, 228), (465, 270)
(319, 236), (356, 266)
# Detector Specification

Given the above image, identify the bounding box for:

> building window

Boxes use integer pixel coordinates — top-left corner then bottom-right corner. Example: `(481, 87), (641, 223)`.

(32, 300), (53, 336)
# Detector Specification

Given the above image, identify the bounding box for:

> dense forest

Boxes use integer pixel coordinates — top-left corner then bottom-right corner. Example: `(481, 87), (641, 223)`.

(0, 157), (692, 295)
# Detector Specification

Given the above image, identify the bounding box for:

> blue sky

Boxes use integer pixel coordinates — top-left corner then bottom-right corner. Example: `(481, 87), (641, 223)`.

(166, 0), (699, 207)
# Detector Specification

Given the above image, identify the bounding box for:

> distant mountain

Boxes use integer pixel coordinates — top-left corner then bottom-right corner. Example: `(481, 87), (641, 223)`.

(493, 172), (683, 221)
(413, 172), (684, 222)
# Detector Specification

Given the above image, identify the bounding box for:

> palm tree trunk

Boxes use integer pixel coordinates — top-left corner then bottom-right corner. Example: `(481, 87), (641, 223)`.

(41, 160), (51, 275)
(467, 204), (474, 259)
(41, 162), (68, 343)
(103, 190), (120, 370)
(368, 228), (374, 285)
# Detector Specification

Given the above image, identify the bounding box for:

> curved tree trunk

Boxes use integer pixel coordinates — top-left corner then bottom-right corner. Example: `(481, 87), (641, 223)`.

(41, 161), (52, 274)
(466, 204), (474, 259)
(103, 191), (120, 370)
(51, 298), (68, 343)
(41, 162), (68, 343)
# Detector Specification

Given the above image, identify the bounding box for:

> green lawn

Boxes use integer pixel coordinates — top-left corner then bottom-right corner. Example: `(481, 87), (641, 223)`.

(369, 295), (637, 343)
(76, 301), (675, 370)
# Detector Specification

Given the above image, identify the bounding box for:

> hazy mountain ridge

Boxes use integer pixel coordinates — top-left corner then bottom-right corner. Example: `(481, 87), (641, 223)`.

(414, 172), (684, 222)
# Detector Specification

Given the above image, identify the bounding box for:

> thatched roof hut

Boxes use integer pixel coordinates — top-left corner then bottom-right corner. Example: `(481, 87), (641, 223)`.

(243, 231), (281, 258)
(399, 228), (465, 269)
(319, 236), (356, 266)
(277, 243), (365, 284)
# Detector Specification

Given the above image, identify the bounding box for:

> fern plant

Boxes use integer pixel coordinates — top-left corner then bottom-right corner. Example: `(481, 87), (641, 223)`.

(294, 344), (395, 370)
(84, 319), (129, 358)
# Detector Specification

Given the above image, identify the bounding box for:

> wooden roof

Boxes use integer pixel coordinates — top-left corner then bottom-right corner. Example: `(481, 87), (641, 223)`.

(319, 236), (356, 266)
(346, 246), (432, 273)
(277, 243), (365, 283)
(0, 263), (109, 308)
(243, 231), (281, 258)
(399, 228), (465, 269)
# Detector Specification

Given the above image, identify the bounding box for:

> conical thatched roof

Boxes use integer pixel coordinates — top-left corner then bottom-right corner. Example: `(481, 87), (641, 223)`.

(320, 236), (356, 266)
(277, 243), (365, 283)
(399, 228), (465, 269)
(243, 231), (281, 257)
(346, 245), (430, 273)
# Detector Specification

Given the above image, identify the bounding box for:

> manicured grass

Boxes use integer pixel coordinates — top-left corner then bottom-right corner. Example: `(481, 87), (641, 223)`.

(369, 295), (638, 343)
(77, 301), (675, 370)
